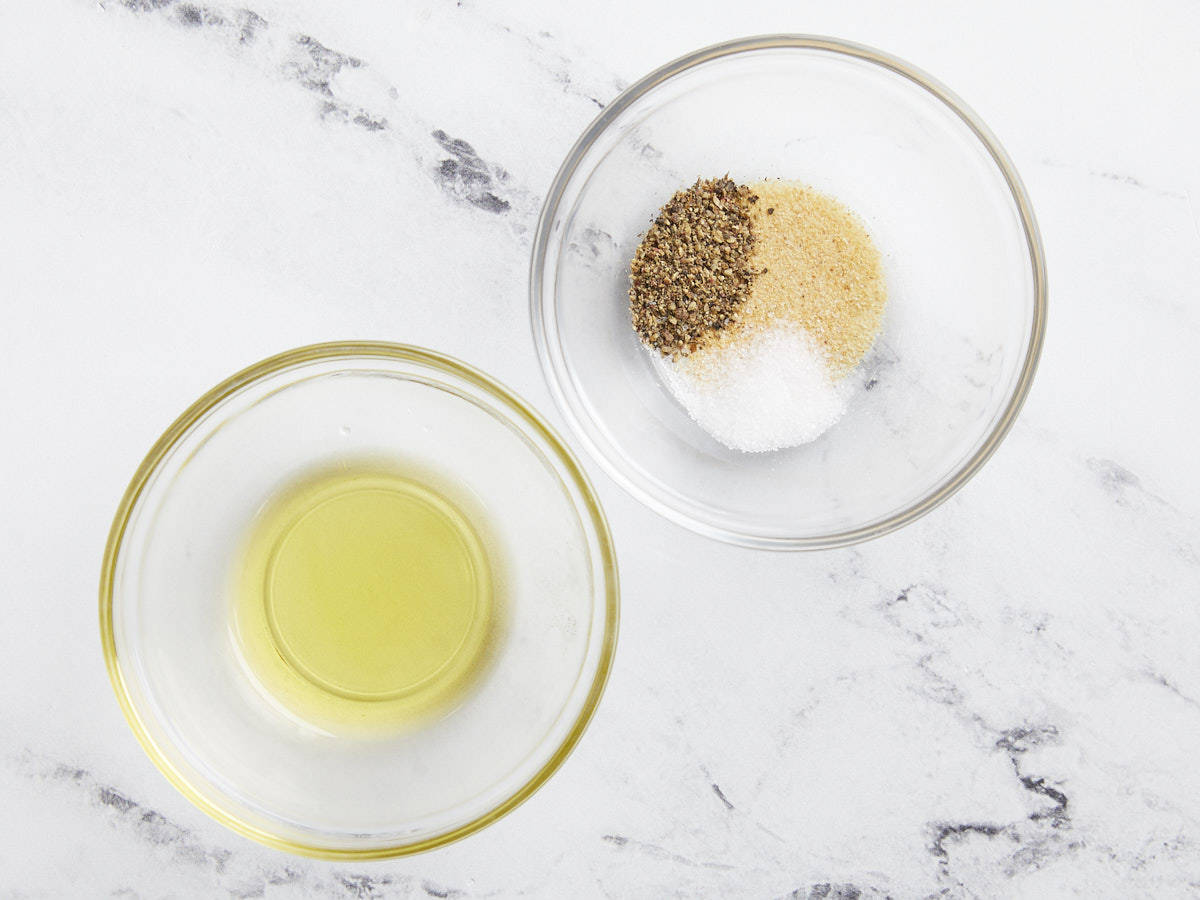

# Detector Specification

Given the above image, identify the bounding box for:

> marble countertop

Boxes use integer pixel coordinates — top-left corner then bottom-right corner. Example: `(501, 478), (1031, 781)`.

(3, 1), (1199, 896)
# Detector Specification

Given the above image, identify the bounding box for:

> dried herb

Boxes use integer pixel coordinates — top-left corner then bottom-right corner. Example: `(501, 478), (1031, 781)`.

(629, 177), (759, 357)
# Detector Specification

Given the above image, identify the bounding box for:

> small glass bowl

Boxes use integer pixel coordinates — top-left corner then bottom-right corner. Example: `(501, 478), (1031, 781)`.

(531, 36), (1047, 549)
(100, 343), (618, 858)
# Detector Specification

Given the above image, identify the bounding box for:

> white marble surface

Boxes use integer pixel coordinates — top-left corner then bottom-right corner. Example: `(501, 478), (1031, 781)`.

(3, 0), (1200, 896)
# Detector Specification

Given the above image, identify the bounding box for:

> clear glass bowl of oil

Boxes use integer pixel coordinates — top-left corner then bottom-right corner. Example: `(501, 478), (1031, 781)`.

(100, 343), (618, 858)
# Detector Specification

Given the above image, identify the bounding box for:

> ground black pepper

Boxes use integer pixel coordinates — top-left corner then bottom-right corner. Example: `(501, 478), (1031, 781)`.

(628, 177), (759, 357)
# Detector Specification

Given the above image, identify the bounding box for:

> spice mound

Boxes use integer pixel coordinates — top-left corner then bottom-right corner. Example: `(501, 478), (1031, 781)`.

(629, 177), (887, 452)
(629, 177), (758, 357)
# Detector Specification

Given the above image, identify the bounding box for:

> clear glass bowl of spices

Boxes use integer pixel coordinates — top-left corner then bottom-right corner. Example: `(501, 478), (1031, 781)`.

(531, 35), (1046, 549)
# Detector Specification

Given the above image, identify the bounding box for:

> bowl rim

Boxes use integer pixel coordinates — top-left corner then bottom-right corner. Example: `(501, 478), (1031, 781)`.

(530, 34), (1048, 550)
(99, 341), (620, 859)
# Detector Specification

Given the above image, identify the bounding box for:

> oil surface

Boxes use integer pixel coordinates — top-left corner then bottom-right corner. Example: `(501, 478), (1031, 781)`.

(233, 462), (493, 733)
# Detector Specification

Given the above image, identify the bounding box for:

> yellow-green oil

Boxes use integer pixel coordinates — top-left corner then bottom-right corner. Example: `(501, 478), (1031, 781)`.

(233, 462), (493, 734)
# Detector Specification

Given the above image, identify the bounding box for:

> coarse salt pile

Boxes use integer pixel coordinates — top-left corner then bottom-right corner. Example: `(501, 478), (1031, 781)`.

(651, 325), (846, 452)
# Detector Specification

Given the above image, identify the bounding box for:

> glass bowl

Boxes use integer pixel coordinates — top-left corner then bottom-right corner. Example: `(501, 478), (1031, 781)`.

(531, 35), (1046, 549)
(100, 343), (618, 858)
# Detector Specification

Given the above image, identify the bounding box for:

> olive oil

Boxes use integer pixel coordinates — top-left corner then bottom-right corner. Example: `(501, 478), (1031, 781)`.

(233, 462), (493, 733)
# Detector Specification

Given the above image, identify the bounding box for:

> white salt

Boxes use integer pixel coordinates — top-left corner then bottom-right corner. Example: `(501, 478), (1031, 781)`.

(651, 326), (846, 452)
